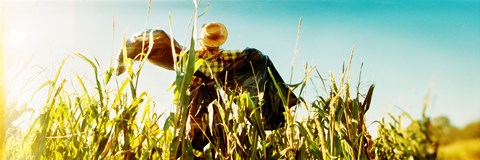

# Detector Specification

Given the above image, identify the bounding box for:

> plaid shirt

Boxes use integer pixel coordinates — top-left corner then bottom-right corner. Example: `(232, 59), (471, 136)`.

(196, 49), (244, 78)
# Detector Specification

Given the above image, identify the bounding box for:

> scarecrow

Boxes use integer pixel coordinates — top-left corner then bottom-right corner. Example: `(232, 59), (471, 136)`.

(116, 22), (299, 158)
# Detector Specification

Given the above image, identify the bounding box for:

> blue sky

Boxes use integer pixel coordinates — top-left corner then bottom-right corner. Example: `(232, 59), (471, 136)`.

(2, 0), (479, 128)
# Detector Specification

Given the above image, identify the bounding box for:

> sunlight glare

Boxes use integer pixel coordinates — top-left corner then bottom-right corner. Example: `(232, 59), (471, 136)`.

(2, 28), (29, 47)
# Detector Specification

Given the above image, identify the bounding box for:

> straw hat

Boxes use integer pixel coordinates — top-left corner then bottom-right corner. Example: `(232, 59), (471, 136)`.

(200, 22), (228, 48)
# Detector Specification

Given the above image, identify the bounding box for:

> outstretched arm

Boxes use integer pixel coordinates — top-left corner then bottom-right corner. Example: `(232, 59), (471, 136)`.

(116, 29), (183, 75)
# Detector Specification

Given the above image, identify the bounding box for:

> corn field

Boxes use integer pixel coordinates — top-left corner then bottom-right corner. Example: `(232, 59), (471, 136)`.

(3, 45), (438, 159)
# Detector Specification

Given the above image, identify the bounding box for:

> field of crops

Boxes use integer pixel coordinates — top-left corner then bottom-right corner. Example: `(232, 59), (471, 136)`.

(2, 45), (443, 159)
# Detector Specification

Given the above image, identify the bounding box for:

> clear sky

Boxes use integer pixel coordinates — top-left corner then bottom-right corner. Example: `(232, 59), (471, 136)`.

(2, 0), (479, 128)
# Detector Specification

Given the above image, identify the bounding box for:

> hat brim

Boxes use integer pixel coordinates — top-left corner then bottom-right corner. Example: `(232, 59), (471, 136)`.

(201, 35), (227, 47)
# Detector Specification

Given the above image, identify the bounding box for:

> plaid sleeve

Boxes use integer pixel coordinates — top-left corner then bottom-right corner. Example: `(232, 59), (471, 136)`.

(221, 49), (244, 61)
